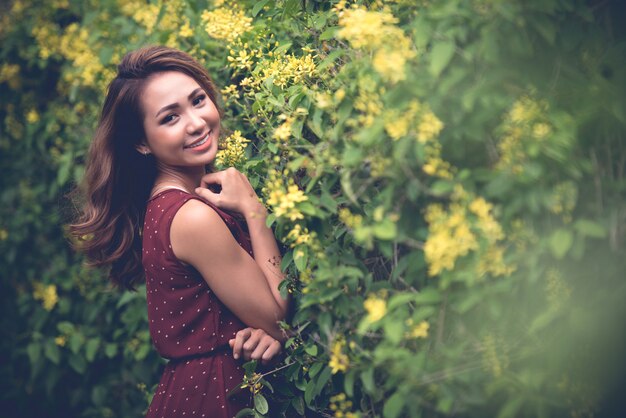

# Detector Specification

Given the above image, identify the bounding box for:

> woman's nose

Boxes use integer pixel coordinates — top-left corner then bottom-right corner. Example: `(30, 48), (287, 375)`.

(186, 110), (205, 134)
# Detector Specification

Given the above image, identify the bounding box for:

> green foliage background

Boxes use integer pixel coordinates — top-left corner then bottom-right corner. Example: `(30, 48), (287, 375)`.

(1, 0), (625, 417)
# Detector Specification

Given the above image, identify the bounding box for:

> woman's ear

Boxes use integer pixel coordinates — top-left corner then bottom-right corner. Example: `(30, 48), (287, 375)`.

(135, 143), (151, 156)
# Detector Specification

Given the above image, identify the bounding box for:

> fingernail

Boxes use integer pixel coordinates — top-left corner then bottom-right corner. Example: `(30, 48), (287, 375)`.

(234, 353), (238, 359)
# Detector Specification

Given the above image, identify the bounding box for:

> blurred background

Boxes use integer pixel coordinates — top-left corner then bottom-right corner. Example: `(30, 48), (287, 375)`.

(1, 0), (625, 417)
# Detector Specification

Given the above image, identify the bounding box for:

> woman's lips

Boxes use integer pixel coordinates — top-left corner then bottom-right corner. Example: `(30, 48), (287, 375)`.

(184, 130), (212, 151)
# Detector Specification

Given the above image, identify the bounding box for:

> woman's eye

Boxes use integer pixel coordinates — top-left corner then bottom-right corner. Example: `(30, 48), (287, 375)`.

(161, 114), (176, 124)
(193, 94), (206, 106)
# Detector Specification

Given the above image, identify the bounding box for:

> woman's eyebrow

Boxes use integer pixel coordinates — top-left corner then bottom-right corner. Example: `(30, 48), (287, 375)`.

(155, 87), (204, 118)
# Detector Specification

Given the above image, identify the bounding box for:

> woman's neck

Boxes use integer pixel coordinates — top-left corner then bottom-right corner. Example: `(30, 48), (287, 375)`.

(152, 165), (205, 196)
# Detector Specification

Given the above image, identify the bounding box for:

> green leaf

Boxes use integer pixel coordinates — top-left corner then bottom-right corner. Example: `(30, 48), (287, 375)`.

(69, 354), (87, 374)
(344, 369), (356, 397)
(429, 41), (455, 77)
(44, 340), (61, 365)
(497, 396), (525, 418)
(549, 228), (573, 259)
(372, 219), (397, 240)
(252, 0), (269, 16)
(294, 245), (308, 272)
(319, 26), (339, 41)
(254, 394), (269, 415)
(361, 368), (375, 394)
(116, 291), (138, 309)
(235, 408), (256, 418)
(383, 392), (405, 418)
(104, 343), (118, 358)
(26, 343), (41, 366)
(314, 366), (332, 395)
(85, 337), (100, 362)
(384, 320), (404, 344)
(291, 397), (305, 415)
(415, 288), (442, 304)
(573, 219), (606, 238)
(305, 344), (318, 356)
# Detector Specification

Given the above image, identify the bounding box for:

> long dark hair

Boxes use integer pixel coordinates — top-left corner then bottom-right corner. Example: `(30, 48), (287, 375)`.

(69, 45), (222, 291)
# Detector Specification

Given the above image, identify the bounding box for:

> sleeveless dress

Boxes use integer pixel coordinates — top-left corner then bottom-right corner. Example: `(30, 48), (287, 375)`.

(142, 189), (254, 418)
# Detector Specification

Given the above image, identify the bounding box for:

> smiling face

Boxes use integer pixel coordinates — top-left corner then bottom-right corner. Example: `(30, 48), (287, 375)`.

(139, 71), (220, 170)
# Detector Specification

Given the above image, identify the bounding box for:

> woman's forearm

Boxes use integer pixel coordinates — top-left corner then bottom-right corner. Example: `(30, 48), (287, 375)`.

(244, 201), (289, 318)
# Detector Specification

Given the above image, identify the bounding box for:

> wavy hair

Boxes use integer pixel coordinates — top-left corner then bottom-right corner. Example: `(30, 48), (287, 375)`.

(69, 46), (222, 290)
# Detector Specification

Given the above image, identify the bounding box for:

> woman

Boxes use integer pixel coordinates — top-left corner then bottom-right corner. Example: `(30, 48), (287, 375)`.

(70, 45), (289, 417)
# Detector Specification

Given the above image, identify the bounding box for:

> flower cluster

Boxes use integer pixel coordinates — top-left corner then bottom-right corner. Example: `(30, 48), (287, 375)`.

(497, 96), (553, 174)
(201, 6), (252, 43)
(424, 202), (478, 276)
(0, 63), (20, 89)
(272, 115), (293, 143)
(329, 338), (350, 374)
(215, 130), (249, 168)
(406, 319), (430, 339)
(546, 268), (571, 311)
(329, 393), (358, 418)
(481, 334), (509, 378)
(363, 294), (386, 323)
(264, 169), (308, 221)
(240, 372), (263, 395)
(338, 208), (363, 229)
(424, 187), (515, 278)
(337, 5), (415, 83)
(286, 224), (313, 247)
(548, 181), (578, 223)
(33, 282), (58, 311)
(259, 53), (316, 89)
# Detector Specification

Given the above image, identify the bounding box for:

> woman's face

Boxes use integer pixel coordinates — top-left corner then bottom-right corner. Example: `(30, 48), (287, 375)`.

(139, 71), (220, 168)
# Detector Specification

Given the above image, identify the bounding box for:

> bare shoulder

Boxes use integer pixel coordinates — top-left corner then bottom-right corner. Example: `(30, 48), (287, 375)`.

(170, 198), (239, 263)
(173, 198), (220, 227)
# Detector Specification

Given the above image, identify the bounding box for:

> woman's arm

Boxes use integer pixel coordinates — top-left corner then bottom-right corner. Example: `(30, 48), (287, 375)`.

(171, 199), (285, 340)
(194, 168), (289, 316)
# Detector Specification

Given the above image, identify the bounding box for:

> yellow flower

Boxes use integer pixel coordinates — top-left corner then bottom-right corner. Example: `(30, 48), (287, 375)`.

(264, 170), (308, 221)
(259, 54), (316, 88)
(272, 117), (292, 142)
(33, 283), (59, 311)
(532, 122), (551, 139)
(330, 392), (357, 417)
(201, 7), (252, 43)
(410, 321), (429, 338)
(337, 7), (399, 50)
(55, 336), (67, 347)
(423, 203), (479, 276)
(417, 110), (444, 143)
(363, 295), (386, 322)
(0, 63), (20, 89)
(329, 339), (350, 374)
(215, 130), (249, 167)
(26, 109), (40, 123)
(220, 84), (239, 101)
(179, 18), (194, 38)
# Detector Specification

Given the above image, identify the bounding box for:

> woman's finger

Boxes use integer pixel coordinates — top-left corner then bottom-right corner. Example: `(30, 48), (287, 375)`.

(242, 329), (264, 359)
(232, 328), (252, 360)
(250, 336), (274, 362)
(194, 186), (219, 205)
(261, 340), (282, 364)
(199, 171), (224, 188)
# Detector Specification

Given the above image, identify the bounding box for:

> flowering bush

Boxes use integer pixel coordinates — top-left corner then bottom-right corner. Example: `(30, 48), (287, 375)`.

(1, 0), (625, 417)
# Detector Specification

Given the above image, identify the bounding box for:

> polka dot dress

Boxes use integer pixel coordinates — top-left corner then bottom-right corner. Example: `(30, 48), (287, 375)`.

(142, 189), (253, 418)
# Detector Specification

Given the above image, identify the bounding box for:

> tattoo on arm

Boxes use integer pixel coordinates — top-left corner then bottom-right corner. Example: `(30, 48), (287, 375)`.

(268, 255), (282, 267)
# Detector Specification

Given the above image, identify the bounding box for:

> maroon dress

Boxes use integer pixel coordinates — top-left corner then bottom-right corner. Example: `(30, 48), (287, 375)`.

(142, 189), (253, 418)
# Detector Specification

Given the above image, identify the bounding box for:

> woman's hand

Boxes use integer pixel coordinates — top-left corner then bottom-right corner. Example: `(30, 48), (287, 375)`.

(195, 168), (265, 217)
(228, 327), (282, 366)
